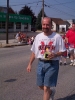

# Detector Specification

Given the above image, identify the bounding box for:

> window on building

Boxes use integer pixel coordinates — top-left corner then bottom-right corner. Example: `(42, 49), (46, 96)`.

(24, 23), (28, 29)
(16, 22), (21, 29)
(0, 22), (6, 29)
(8, 22), (14, 29)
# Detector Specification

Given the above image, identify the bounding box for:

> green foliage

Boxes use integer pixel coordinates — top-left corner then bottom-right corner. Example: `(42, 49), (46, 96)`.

(19, 5), (36, 25)
(36, 9), (47, 30)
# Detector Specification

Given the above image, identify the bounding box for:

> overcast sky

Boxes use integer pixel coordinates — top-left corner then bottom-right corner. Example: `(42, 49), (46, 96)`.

(1, 0), (75, 20)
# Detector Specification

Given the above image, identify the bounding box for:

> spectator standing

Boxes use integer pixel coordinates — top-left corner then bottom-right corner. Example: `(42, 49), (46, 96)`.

(60, 34), (68, 65)
(31, 36), (35, 45)
(15, 31), (21, 43)
(65, 23), (75, 66)
(20, 32), (26, 42)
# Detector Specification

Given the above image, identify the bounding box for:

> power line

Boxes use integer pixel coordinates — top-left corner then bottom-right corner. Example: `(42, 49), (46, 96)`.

(34, 0), (41, 15)
(50, 6), (75, 18)
(2, 0), (74, 11)
(1, 1), (42, 7)
(44, 1), (75, 18)
(53, 0), (75, 12)
(45, 0), (75, 6)
(1, 0), (75, 18)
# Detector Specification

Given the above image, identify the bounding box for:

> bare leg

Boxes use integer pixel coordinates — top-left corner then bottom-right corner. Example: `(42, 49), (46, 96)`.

(39, 86), (52, 100)
(70, 50), (74, 61)
(18, 37), (21, 42)
(70, 54), (74, 61)
(43, 86), (51, 100)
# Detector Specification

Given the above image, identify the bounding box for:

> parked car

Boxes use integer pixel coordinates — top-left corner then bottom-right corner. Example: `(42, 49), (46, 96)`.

(31, 26), (37, 32)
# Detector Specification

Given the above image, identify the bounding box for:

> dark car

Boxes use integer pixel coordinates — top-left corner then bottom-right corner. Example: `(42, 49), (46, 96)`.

(31, 26), (37, 32)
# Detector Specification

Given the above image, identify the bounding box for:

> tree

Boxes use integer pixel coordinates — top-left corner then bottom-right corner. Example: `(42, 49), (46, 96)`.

(19, 5), (36, 25)
(36, 9), (47, 30)
(15, 11), (17, 14)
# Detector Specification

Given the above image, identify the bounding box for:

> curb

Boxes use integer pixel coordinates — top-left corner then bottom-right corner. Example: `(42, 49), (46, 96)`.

(0, 43), (28, 48)
(36, 30), (42, 32)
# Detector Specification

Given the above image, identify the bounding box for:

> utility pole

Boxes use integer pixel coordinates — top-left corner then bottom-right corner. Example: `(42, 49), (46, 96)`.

(42, 0), (44, 19)
(6, 0), (9, 44)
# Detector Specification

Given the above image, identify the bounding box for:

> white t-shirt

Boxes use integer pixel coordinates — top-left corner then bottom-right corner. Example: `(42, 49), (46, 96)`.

(15, 33), (19, 39)
(31, 32), (66, 60)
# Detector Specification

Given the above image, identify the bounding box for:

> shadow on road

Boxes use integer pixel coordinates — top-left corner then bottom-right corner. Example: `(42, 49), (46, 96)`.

(4, 79), (17, 82)
(57, 94), (75, 100)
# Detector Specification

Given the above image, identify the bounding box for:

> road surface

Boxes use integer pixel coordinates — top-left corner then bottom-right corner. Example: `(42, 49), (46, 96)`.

(0, 45), (75, 100)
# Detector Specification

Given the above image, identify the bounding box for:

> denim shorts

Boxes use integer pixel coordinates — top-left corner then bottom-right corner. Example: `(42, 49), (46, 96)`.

(37, 60), (59, 87)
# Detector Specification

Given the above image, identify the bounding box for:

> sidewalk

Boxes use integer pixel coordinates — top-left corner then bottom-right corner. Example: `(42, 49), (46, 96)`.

(0, 39), (27, 48)
(0, 31), (41, 48)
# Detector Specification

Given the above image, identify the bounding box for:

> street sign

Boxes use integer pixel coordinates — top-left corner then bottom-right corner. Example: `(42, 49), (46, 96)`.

(0, 12), (31, 24)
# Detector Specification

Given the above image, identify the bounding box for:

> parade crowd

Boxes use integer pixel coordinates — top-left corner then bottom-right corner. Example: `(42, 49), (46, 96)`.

(15, 31), (35, 45)
(60, 22), (75, 66)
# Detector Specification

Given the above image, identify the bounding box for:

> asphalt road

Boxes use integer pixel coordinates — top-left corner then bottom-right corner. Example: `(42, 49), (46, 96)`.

(0, 45), (75, 100)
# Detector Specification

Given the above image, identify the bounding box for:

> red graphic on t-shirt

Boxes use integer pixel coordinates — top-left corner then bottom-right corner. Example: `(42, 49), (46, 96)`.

(48, 41), (53, 45)
(38, 40), (55, 54)
(48, 41), (55, 50)
(41, 41), (45, 45)
(40, 41), (45, 54)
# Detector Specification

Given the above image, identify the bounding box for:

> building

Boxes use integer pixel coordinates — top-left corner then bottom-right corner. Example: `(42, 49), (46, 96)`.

(51, 17), (70, 32)
(67, 19), (75, 28)
(0, 7), (31, 32)
(0, 6), (15, 14)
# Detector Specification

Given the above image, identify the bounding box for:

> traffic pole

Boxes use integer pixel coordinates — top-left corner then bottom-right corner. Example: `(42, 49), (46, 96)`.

(42, 0), (44, 19)
(6, 0), (9, 44)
